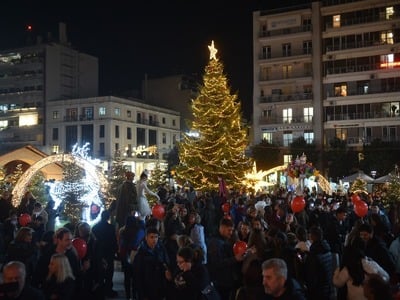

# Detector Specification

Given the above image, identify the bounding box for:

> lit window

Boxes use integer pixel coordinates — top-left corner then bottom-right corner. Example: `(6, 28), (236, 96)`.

(52, 111), (59, 119)
(114, 107), (121, 116)
(304, 107), (313, 123)
(262, 132), (273, 143)
(0, 120), (8, 130)
(284, 154), (292, 165)
(52, 145), (59, 154)
(304, 131), (314, 144)
(386, 6), (394, 20)
(333, 15), (341, 28)
(99, 107), (106, 116)
(162, 133), (167, 144)
(283, 108), (292, 124)
(19, 113), (38, 126)
(334, 84), (347, 97)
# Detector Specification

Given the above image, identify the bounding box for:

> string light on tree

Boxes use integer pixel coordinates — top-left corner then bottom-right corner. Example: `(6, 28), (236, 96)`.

(176, 40), (251, 191)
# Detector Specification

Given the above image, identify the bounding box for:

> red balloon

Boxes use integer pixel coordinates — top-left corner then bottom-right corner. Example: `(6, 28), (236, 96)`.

(19, 213), (32, 226)
(152, 204), (165, 220)
(291, 196), (306, 213)
(72, 238), (88, 259)
(351, 194), (361, 204)
(233, 240), (248, 256)
(222, 203), (230, 213)
(354, 201), (368, 217)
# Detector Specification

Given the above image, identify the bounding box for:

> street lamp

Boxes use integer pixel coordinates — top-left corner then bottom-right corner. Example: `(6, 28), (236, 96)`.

(371, 170), (377, 178)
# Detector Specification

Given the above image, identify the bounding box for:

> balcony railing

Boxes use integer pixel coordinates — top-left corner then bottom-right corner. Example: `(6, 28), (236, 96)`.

(259, 115), (313, 125)
(259, 92), (313, 103)
(325, 111), (399, 121)
(259, 24), (312, 38)
(258, 48), (312, 60)
(259, 71), (312, 81)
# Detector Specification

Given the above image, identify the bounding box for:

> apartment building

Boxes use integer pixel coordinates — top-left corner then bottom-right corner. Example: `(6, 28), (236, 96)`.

(253, 0), (400, 168)
(0, 23), (98, 154)
(46, 96), (181, 175)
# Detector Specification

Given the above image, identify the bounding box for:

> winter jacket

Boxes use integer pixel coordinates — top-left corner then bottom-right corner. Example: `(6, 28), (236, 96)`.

(304, 239), (334, 300)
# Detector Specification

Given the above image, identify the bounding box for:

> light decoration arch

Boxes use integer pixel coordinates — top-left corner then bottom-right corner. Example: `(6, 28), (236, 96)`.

(11, 151), (108, 207)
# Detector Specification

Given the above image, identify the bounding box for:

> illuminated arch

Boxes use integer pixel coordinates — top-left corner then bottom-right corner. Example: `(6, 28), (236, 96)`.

(11, 153), (108, 207)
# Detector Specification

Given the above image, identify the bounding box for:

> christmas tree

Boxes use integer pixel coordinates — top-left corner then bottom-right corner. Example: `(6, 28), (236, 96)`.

(176, 41), (251, 191)
(60, 161), (88, 225)
(107, 150), (128, 207)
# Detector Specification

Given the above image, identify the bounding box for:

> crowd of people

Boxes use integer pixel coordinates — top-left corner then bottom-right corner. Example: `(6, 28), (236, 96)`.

(0, 172), (400, 300)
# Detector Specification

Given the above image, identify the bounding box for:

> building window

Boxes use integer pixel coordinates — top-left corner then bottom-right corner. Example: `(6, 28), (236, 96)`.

(82, 107), (93, 120)
(52, 145), (59, 154)
(262, 46), (271, 59)
(381, 31), (394, 45)
(262, 109), (272, 118)
(99, 107), (106, 116)
(262, 132), (273, 143)
(149, 129), (157, 145)
(99, 125), (105, 138)
(283, 131), (293, 147)
(99, 142), (105, 157)
(283, 154), (292, 165)
(283, 108), (292, 124)
(333, 15), (341, 28)
(162, 117), (166, 124)
(334, 83), (347, 97)
(383, 126), (396, 141)
(115, 125), (119, 138)
(137, 128), (145, 145)
(66, 108), (77, 121)
(336, 128), (347, 141)
(303, 40), (312, 54)
(114, 107), (121, 116)
(304, 131), (314, 144)
(52, 111), (59, 119)
(127, 127), (132, 140)
(162, 133), (167, 144)
(304, 63), (312, 76)
(304, 107), (313, 123)
(115, 143), (119, 152)
(127, 110), (131, 118)
(172, 119), (176, 126)
(52, 128), (58, 140)
(173, 134), (177, 145)
(282, 43), (291, 57)
(386, 6), (394, 19)
(283, 65), (292, 79)
(137, 112), (143, 123)
(260, 67), (271, 81)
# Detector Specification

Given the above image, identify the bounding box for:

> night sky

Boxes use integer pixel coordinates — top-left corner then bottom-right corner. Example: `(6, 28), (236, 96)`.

(1, 0), (311, 119)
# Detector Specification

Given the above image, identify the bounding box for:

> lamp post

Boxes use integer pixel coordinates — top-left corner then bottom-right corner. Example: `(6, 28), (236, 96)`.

(371, 170), (377, 178)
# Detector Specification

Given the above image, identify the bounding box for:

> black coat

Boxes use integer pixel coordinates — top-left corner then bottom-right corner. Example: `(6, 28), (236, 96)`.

(174, 263), (211, 300)
(304, 239), (334, 300)
(263, 278), (306, 300)
(132, 240), (170, 300)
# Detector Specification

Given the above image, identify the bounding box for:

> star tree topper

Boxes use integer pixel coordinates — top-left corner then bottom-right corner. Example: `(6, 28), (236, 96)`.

(208, 40), (218, 60)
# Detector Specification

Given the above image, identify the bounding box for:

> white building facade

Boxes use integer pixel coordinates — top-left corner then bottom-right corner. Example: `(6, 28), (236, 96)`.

(253, 0), (400, 167)
(46, 96), (181, 176)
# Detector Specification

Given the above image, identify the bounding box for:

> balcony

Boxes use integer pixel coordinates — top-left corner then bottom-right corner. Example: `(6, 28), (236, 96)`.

(259, 24), (312, 38)
(258, 48), (312, 60)
(259, 71), (312, 82)
(259, 115), (313, 125)
(259, 92), (313, 103)
(325, 111), (399, 121)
